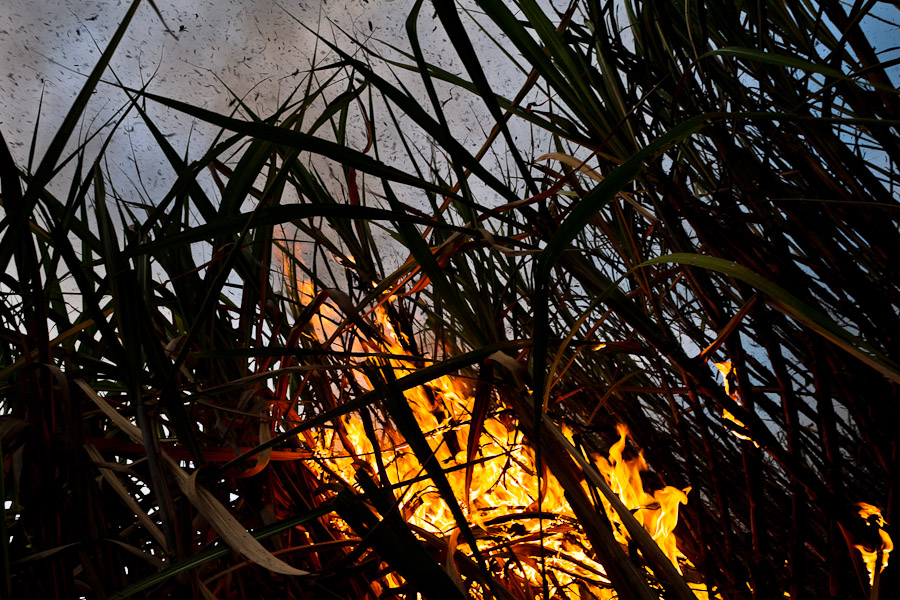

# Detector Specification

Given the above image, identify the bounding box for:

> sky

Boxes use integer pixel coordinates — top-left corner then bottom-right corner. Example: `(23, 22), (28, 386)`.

(3, 1), (894, 198)
(0, 0), (895, 273)
(0, 0), (544, 279)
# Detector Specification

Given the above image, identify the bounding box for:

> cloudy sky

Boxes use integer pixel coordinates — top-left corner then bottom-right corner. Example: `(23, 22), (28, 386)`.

(2, 1), (894, 205)
(1, 0), (526, 202)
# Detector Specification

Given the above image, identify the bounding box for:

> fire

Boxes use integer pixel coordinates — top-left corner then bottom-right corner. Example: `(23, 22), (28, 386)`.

(276, 254), (699, 597)
(714, 361), (757, 446)
(592, 424), (691, 569)
(853, 502), (892, 585)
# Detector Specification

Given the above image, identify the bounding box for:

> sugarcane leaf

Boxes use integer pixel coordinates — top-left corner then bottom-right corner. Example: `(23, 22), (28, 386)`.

(463, 360), (493, 512)
(540, 413), (697, 600)
(176, 469), (308, 576)
(114, 85), (454, 197)
(214, 339), (531, 475)
(430, 0), (536, 194)
(337, 472), (467, 600)
(369, 364), (497, 595)
(531, 113), (714, 425)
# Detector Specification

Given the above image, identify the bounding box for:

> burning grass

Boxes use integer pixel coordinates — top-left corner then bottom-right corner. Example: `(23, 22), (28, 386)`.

(1, 0), (897, 598)
(281, 271), (699, 597)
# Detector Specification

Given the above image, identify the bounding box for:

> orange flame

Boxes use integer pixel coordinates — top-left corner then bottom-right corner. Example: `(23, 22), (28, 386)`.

(594, 424), (691, 569)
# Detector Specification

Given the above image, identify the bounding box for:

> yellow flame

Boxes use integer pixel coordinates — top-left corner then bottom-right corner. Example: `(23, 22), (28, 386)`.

(595, 424), (691, 569)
